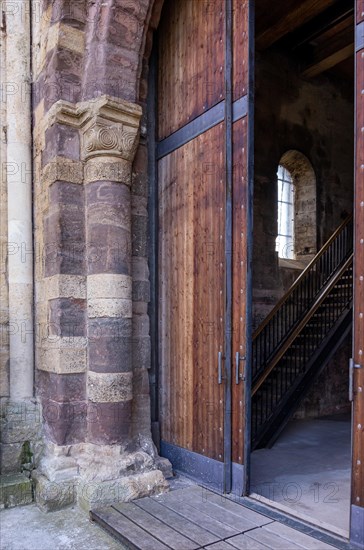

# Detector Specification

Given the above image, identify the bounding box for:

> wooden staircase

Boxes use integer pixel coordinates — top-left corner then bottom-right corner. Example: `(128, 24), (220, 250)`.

(251, 215), (353, 450)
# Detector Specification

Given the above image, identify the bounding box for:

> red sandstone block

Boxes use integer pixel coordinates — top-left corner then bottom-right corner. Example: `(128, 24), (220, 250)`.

(42, 124), (80, 167)
(37, 371), (86, 402)
(87, 224), (131, 275)
(42, 399), (87, 446)
(87, 402), (132, 445)
(48, 297), (87, 338)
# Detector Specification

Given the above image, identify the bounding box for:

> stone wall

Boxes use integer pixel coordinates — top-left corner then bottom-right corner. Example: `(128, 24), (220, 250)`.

(294, 333), (352, 420)
(0, 9), (9, 400)
(253, 47), (354, 417)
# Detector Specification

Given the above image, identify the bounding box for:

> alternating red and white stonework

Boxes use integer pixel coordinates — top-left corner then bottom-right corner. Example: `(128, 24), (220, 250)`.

(1, 0), (170, 511)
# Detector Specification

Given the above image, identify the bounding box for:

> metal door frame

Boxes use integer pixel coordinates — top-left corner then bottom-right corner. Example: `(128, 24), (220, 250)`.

(242, 0), (255, 498)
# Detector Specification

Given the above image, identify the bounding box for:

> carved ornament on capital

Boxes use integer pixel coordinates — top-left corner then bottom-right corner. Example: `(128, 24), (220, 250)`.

(44, 96), (142, 163)
(80, 97), (142, 162)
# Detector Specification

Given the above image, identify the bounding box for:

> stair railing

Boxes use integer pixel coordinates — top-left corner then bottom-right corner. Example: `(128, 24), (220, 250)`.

(251, 256), (353, 448)
(252, 214), (353, 383)
(252, 253), (353, 396)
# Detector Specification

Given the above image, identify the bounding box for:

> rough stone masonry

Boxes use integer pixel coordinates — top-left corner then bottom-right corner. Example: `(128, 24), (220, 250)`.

(1, 0), (170, 511)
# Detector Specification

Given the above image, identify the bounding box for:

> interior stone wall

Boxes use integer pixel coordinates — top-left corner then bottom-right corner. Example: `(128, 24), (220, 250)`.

(294, 333), (352, 420)
(254, 47), (354, 417)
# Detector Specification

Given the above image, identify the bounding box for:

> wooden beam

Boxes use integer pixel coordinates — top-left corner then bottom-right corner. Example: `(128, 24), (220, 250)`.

(303, 43), (354, 77)
(288, 2), (353, 49)
(256, 0), (337, 50)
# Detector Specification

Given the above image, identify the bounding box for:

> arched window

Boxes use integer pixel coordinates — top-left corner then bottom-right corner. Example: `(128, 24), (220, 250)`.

(276, 165), (295, 259)
(276, 151), (317, 264)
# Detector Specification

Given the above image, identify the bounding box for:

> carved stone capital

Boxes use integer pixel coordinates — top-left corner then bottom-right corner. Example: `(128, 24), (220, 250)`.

(45, 96), (142, 163)
(81, 97), (142, 162)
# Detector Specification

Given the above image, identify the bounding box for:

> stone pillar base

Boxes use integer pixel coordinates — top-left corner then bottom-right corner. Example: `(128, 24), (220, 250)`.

(33, 436), (171, 511)
(77, 470), (168, 511)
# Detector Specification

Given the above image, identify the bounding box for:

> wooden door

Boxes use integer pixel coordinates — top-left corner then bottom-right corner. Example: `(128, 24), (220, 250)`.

(351, 3), (364, 547)
(155, 0), (252, 493)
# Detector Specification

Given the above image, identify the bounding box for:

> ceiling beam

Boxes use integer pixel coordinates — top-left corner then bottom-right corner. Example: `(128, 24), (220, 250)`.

(256, 0), (338, 51)
(289, 2), (353, 49)
(302, 43), (354, 78)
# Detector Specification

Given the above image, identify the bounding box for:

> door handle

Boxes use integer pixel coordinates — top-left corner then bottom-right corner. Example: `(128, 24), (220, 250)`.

(349, 358), (361, 402)
(218, 351), (225, 384)
(235, 352), (246, 384)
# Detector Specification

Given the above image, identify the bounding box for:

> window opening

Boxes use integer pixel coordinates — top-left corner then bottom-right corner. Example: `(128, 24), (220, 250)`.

(276, 165), (295, 260)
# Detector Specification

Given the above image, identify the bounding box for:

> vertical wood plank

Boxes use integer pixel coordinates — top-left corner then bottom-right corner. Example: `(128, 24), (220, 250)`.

(357, 1), (364, 24)
(232, 117), (249, 466)
(233, 0), (249, 101)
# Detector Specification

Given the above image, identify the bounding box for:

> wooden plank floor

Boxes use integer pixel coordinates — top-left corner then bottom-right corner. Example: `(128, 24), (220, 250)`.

(90, 486), (339, 550)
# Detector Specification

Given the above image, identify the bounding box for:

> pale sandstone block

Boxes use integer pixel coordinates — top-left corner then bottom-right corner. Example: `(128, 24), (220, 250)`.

(88, 298), (132, 319)
(88, 371), (133, 403)
(87, 274), (131, 300)
(38, 346), (86, 374)
(41, 157), (84, 187)
(84, 158), (131, 185)
(41, 275), (87, 301)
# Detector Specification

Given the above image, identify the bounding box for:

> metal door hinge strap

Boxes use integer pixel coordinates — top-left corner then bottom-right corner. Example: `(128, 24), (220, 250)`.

(349, 358), (362, 402)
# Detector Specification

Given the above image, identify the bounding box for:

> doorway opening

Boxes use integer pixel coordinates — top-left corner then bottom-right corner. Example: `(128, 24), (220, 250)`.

(250, 0), (354, 537)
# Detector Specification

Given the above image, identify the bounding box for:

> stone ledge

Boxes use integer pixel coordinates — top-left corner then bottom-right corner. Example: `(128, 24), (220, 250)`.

(0, 474), (33, 509)
(32, 471), (76, 513)
(77, 470), (168, 512)
(32, 468), (169, 513)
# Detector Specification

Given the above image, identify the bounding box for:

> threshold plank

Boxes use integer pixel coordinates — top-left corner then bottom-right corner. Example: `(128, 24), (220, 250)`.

(90, 507), (170, 550)
(245, 527), (305, 549)
(262, 523), (338, 549)
(185, 487), (273, 527)
(162, 488), (263, 532)
(113, 502), (198, 550)
(135, 496), (219, 547)
(204, 542), (237, 550)
(225, 533), (271, 549)
(153, 494), (239, 538)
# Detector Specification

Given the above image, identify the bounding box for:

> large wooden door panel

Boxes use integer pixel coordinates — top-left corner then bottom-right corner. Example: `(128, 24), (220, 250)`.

(158, 124), (226, 462)
(351, 7), (364, 547)
(156, 0), (252, 492)
(158, 0), (225, 141)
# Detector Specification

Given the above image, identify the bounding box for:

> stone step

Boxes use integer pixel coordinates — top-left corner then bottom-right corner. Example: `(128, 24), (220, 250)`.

(0, 473), (33, 509)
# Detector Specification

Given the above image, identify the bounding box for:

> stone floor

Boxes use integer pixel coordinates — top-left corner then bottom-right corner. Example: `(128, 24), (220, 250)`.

(250, 415), (351, 537)
(0, 503), (126, 550)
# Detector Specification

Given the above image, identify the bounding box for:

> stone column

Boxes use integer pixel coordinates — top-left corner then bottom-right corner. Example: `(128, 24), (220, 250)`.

(5, 0), (33, 400)
(1, 0), (41, 482)
(80, 97), (141, 444)
(34, 96), (169, 511)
